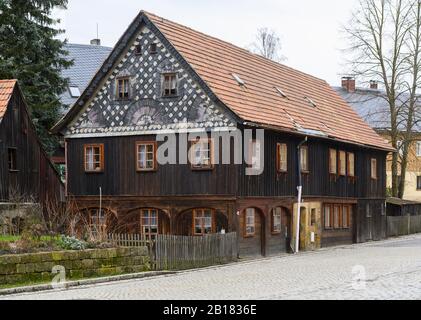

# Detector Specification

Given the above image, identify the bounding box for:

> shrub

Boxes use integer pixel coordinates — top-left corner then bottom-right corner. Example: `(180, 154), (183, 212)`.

(58, 235), (86, 251)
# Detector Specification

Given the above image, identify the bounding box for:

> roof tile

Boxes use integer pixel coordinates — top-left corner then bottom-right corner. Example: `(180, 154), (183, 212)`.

(146, 12), (391, 150)
(0, 80), (16, 119)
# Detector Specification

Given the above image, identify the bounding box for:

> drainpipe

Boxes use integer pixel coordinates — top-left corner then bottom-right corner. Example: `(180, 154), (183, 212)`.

(295, 137), (308, 254)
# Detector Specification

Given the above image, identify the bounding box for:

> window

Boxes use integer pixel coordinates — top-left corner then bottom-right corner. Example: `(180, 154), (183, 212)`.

(116, 77), (130, 100)
(324, 204), (352, 230)
(249, 140), (262, 170)
(272, 208), (282, 234)
(371, 158), (377, 179)
(149, 43), (157, 54)
(193, 209), (213, 235)
(90, 209), (107, 236)
(417, 176), (421, 190)
(245, 208), (256, 236)
(329, 149), (337, 174)
(84, 144), (104, 172)
(277, 143), (288, 173)
(300, 146), (309, 172)
(324, 206), (332, 229)
(333, 205), (340, 229)
(136, 142), (156, 171)
(191, 139), (213, 170)
(417, 142), (421, 157)
(339, 151), (346, 176)
(342, 206), (351, 229)
(8, 148), (17, 171)
(141, 209), (158, 240)
(162, 73), (178, 97)
(69, 86), (81, 98)
(311, 208), (316, 226)
(347, 152), (355, 177)
(135, 45), (142, 55)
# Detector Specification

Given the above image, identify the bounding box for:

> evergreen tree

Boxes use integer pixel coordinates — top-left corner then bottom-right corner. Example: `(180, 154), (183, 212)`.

(0, 0), (72, 153)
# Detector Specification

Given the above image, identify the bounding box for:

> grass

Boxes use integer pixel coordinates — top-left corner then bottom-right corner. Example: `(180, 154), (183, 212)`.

(0, 235), (60, 243)
(0, 235), (21, 242)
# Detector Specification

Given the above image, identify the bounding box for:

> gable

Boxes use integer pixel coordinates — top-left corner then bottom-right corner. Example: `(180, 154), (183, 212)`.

(0, 80), (16, 121)
(65, 25), (236, 138)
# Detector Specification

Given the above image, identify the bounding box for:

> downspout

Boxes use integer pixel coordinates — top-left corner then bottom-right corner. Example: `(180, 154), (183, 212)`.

(294, 137), (308, 254)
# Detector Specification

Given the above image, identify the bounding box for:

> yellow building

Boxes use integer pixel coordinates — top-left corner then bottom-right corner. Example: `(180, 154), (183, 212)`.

(335, 78), (421, 202)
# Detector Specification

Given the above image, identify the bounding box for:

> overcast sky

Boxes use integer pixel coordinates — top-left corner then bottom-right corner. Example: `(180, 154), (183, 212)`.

(55, 0), (360, 86)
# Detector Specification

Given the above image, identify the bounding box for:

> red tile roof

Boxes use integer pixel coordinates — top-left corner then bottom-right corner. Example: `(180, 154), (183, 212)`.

(0, 79), (16, 119)
(146, 12), (392, 151)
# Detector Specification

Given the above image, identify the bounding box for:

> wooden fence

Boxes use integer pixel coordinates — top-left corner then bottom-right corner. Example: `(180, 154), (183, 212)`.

(387, 215), (421, 237)
(154, 233), (238, 271)
(107, 233), (151, 248)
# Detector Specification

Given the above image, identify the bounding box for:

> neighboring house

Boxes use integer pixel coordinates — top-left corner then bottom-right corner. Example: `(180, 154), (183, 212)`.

(0, 80), (64, 204)
(334, 78), (421, 202)
(52, 42), (113, 170)
(61, 42), (113, 110)
(53, 11), (392, 256)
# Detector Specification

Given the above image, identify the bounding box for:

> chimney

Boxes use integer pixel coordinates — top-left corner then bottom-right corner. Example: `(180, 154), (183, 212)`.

(90, 38), (101, 46)
(369, 80), (378, 90)
(341, 77), (356, 93)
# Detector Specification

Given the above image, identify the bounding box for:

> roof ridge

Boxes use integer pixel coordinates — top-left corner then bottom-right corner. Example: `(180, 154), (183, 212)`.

(65, 43), (113, 49)
(144, 11), (327, 84)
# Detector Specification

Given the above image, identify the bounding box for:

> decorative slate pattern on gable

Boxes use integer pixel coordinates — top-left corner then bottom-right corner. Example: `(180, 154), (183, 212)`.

(66, 27), (235, 137)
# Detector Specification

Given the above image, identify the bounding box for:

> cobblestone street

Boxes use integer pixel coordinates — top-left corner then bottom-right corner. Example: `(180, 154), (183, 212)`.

(2, 235), (421, 300)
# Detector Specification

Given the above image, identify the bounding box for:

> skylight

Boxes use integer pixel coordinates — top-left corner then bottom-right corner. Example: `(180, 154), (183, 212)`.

(275, 87), (288, 98)
(232, 73), (245, 86)
(304, 96), (317, 108)
(69, 86), (81, 98)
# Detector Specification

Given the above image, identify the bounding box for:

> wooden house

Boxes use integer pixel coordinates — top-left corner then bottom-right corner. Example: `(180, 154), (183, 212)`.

(0, 80), (64, 206)
(53, 11), (393, 256)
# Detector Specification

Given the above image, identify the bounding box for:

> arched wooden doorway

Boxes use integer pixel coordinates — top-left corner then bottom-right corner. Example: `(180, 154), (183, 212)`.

(122, 208), (170, 240)
(268, 206), (292, 254)
(70, 207), (118, 241)
(239, 207), (265, 257)
(175, 208), (228, 236)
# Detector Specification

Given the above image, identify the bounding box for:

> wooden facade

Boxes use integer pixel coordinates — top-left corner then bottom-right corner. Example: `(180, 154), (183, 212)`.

(0, 82), (64, 205)
(65, 128), (388, 256)
(54, 11), (391, 257)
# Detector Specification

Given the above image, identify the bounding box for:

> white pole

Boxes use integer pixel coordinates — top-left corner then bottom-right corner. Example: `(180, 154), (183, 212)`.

(295, 186), (302, 254)
(99, 187), (102, 217)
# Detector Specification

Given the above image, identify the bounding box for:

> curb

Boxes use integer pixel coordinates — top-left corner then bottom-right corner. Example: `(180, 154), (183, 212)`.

(0, 271), (176, 296)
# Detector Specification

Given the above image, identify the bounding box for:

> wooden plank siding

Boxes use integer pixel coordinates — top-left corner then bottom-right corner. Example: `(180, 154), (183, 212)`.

(67, 130), (387, 200)
(66, 128), (388, 255)
(0, 86), (64, 204)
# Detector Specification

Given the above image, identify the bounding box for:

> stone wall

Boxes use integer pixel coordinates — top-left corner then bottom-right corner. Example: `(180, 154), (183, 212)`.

(0, 247), (151, 286)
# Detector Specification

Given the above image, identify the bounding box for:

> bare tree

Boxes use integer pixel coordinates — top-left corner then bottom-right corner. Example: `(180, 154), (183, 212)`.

(344, 0), (421, 198)
(399, 0), (421, 198)
(250, 27), (286, 62)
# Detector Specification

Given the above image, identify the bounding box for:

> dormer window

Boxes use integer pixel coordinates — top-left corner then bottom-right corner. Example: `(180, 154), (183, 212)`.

(116, 77), (130, 100)
(162, 73), (178, 97)
(135, 45), (142, 55)
(149, 43), (157, 54)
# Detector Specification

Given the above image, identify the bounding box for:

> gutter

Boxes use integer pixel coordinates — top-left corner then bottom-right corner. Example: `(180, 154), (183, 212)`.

(243, 121), (395, 153)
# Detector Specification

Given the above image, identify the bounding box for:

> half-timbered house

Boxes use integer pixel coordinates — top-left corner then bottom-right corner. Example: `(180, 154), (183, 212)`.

(53, 11), (393, 256)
